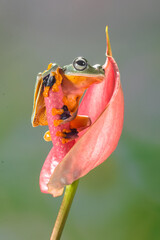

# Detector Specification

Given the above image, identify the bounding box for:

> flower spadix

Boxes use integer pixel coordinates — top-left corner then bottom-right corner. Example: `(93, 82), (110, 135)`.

(33, 27), (124, 197)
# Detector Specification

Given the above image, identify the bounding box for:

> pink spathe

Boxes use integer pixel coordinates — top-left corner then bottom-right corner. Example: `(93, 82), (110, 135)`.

(39, 28), (124, 197)
(47, 56), (124, 197)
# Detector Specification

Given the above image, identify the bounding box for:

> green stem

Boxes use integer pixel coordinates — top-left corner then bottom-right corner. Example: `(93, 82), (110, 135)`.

(50, 180), (79, 240)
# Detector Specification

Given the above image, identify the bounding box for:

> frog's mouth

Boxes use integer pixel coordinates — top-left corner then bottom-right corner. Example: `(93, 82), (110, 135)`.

(62, 62), (105, 86)
(61, 71), (105, 93)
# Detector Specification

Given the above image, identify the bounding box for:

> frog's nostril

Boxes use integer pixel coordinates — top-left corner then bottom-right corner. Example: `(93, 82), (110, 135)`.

(62, 67), (66, 72)
(93, 64), (102, 69)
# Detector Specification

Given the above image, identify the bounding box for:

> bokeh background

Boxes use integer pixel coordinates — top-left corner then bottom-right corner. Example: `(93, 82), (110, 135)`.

(0, 0), (160, 239)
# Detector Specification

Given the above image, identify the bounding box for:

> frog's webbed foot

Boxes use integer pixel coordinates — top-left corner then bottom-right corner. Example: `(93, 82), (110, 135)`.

(44, 128), (78, 143)
(56, 128), (79, 144)
(43, 66), (63, 97)
(52, 105), (78, 127)
(43, 128), (78, 143)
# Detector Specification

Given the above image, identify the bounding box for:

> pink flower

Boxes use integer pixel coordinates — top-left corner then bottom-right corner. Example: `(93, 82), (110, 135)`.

(39, 27), (124, 197)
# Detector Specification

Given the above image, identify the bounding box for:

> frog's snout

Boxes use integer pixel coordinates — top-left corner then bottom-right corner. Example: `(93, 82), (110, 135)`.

(93, 64), (104, 72)
(62, 66), (66, 72)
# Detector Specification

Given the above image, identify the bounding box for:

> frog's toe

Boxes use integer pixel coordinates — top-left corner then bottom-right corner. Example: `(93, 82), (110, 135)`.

(53, 119), (63, 127)
(43, 130), (52, 141)
(51, 67), (63, 92)
(52, 108), (64, 116)
(43, 86), (50, 97)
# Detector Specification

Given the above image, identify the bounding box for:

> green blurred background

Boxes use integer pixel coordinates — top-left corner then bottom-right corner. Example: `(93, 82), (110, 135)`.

(0, 0), (160, 239)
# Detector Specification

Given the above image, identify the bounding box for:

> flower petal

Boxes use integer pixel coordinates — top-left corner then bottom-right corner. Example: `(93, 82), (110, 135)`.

(76, 26), (114, 135)
(47, 56), (124, 196)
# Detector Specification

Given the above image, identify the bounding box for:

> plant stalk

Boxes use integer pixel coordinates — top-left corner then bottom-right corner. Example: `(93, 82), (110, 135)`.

(50, 180), (79, 240)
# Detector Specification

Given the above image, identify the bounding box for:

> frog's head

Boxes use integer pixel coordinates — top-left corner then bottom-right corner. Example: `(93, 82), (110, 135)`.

(62, 57), (105, 91)
(31, 58), (105, 127)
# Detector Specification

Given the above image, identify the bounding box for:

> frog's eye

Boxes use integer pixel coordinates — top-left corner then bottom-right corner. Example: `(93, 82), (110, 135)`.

(73, 57), (88, 71)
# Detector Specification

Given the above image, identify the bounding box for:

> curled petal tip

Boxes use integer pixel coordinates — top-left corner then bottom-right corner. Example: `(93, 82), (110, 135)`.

(48, 184), (64, 197)
(106, 26), (112, 57)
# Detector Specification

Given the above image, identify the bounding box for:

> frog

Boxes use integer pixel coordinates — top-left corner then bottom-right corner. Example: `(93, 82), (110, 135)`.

(31, 56), (105, 143)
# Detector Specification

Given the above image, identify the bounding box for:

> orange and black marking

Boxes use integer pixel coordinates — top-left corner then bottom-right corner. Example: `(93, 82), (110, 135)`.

(56, 128), (79, 144)
(42, 67), (63, 97)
